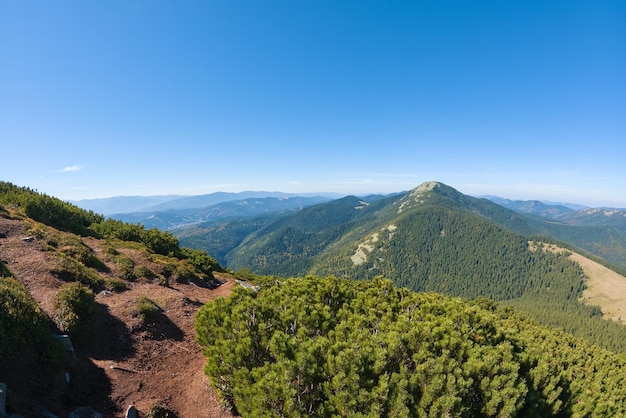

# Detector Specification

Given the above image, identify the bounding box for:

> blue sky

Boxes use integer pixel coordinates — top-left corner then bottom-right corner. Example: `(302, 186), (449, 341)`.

(1, 1), (625, 207)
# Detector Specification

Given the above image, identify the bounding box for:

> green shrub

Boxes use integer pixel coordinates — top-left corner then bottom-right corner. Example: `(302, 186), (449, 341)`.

(115, 255), (136, 280)
(180, 247), (223, 274)
(91, 218), (144, 242)
(147, 404), (177, 418)
(90, 219), (180, 256)
(0, 276), (52, 356)
(104, 278), (128, 292)
(196, 276), (626, 417)
(51, 254), (104, 290)
(53, 282), (97, 346)
(143, 227), (179, 256)
(0, 260), (12, 278)
(47, 233), (109, 272)
(135, 265), (157, 280)
(173, 261), (200, 283)
(136, 296), (159, 322)
(105, 244), (120, 256)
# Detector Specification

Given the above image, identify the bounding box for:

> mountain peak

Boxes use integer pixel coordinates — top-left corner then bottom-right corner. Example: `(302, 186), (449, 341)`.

(396, 181), (457, 213)
(414, 181), (443, 192)
(403, 181), (462, 203)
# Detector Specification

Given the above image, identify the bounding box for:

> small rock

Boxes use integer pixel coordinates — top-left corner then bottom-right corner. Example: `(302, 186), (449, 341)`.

(1, 382), (7, 418)
(34, 405), (58, 418)
(52, 334), (75, 353)
(67, 407), (102, 418)
(125, 405), (137, 418)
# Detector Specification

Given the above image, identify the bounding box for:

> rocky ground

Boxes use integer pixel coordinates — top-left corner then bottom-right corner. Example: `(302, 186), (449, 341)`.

(0, 216), (236, 417)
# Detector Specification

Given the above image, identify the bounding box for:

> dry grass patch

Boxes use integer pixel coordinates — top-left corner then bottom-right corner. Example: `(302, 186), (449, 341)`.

(573, 253), (626, 325)
(529, 241), (626, 325)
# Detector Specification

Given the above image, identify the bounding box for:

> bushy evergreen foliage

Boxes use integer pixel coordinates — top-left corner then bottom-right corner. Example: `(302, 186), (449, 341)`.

(91, 219), (180, 256)
(51, 253), (105, 290)
(0, 259), (12, 278)
(43, 231), (109, 271)
(179, 247), (223, 275)
(0, 181), (103, 235)
(196, 276), (626, 417)
(136, 295), (159, 322)
(53, 282), (97, 345)
(0, 277), (56, 358)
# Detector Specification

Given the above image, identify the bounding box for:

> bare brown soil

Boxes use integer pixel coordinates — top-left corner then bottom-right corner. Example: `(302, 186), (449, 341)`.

(0, 216), (236, 417)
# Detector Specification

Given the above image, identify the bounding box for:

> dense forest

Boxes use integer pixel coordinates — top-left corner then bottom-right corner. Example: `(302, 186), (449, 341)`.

(196, 276), (626, 417)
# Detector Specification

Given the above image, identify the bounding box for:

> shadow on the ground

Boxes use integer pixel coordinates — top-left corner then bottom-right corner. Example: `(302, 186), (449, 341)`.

(142, 305), (185, 342)
(88, 302), (136, 361)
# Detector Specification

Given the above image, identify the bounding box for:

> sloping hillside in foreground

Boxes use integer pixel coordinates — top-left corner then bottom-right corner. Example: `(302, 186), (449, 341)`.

(0, 185), (235, 417)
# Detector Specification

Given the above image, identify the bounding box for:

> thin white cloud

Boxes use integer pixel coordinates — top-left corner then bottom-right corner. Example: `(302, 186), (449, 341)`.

(58, 165), (83, 173)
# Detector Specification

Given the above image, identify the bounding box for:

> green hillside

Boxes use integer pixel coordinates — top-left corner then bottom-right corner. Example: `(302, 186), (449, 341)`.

(0, 181), (225, 360)
(190, 182), (626, 351)
(536, 221), (626, 270)
(484, 198), (626, 270)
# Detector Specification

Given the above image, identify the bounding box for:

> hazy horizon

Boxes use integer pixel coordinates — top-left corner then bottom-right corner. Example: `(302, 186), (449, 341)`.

(65, 183), (620, 210)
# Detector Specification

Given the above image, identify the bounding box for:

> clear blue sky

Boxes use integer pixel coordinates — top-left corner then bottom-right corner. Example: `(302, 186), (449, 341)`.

(1, 1), (625, 207)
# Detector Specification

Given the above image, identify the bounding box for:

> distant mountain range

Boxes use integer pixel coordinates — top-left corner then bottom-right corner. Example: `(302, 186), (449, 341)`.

(171, 181), (626, 353)
(174, 182), (626, 275)
(481, 195), (588, 212)
(111, 196), (336, 230)
(480, 196), (578, 217)
(69, 195), (185, 215)
(71, 191), (344, 216)
(72, 185), (626, 271)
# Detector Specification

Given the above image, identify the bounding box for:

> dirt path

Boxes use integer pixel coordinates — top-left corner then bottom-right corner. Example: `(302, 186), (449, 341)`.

(89, 279), (236, 417)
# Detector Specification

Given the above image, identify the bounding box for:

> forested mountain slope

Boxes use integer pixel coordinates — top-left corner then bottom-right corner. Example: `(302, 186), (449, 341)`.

(180, 183), (626, 272)
(222, 182), (552, 280)
(483, 197), (626, 269)
(113, 195), (332, 230)
(186, 181), (626, 351)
